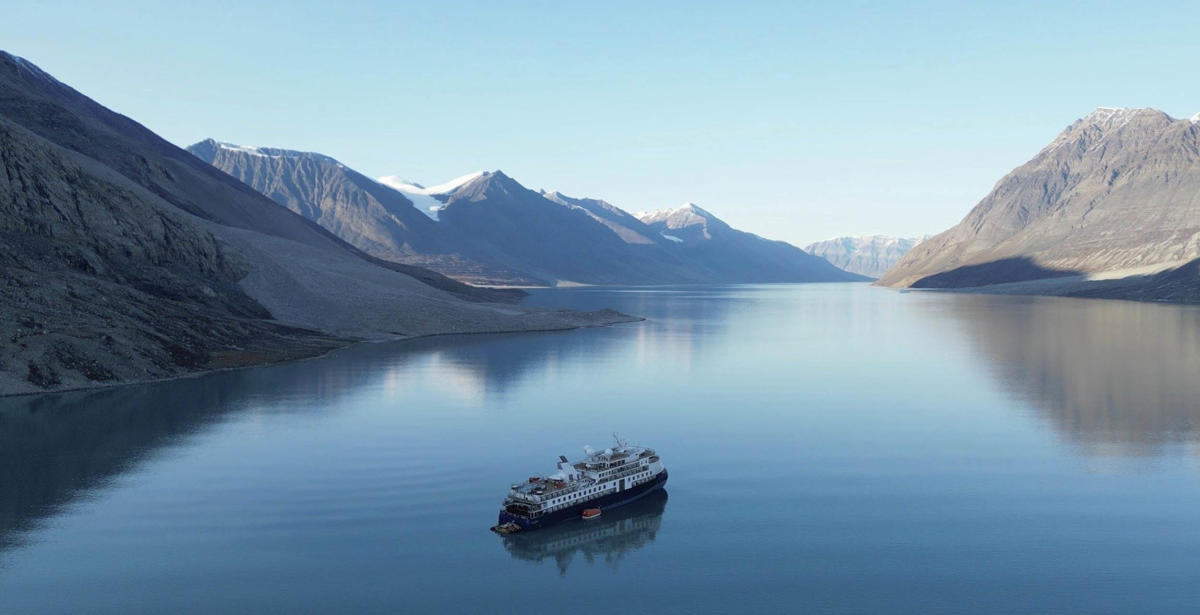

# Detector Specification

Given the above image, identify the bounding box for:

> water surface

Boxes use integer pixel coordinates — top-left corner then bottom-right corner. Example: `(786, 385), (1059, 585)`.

(3, 284), (1200, 614)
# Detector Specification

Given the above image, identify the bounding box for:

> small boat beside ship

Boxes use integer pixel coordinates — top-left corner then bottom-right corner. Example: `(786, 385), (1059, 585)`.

(491, 435), (667, 533)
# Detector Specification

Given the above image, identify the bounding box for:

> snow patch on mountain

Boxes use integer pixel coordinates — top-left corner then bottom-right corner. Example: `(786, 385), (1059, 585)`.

(379, 171), (484, 196)
(377, 171), (485, 220)
(214, 141), (269, 156)
(208, 141), (344, 166)
(637, 202), (713, 221)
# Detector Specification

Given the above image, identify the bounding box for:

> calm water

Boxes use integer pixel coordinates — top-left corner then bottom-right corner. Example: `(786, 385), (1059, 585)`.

(4, 284), (1200, 614)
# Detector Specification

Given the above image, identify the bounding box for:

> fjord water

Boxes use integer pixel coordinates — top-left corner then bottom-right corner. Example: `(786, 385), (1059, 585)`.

(4, 285), (1200, 614)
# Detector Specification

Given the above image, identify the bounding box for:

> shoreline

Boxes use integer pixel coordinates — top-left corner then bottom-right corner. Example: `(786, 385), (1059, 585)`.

(0, 313), (645, 400)
(889, 275), (1200, 306)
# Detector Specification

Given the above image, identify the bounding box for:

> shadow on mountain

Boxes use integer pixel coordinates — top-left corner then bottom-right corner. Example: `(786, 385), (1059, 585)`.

(500, 489), (668, 575)
(911, 257), (1082, 288)
(942, 293), (1200, 455)
(1065, 258), (1200, 304)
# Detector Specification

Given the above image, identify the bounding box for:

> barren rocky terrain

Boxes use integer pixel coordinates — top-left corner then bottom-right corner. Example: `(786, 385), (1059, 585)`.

(880, 107), (1200, 297)
(0, 51), (634, 395)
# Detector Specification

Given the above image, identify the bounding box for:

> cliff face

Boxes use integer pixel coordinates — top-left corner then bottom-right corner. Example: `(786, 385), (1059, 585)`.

(879, 108), (1200, 289)
(187, 139), (438, 255)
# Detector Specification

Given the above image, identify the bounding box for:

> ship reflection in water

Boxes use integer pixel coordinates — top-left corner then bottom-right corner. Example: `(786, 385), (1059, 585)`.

(501, 490), (668, 575)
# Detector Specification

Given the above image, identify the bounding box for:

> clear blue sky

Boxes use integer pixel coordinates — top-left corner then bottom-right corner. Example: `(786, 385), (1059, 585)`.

(4, 1), (1198, 246)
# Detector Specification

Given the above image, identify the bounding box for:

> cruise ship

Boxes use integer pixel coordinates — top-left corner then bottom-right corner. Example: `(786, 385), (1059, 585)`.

(493, 436), (668, 532)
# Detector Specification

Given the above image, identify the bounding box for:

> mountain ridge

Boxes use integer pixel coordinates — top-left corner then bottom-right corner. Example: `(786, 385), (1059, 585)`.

(878, 106), (1200, 295)
(187, 141), (539, 285)
(194, 139), (866, 285)
(0, 50), (632, 394)
(805, 235), (926, 278)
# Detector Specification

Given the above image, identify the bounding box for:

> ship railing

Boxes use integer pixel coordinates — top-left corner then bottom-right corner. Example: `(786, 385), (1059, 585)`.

(537, 468), (645, 501)
(539, 488), (619, 514)
(537, 472), (655, 513)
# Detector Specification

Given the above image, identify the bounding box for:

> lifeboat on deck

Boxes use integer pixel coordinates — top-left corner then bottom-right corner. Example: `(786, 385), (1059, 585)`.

(581, 508), (602, 520)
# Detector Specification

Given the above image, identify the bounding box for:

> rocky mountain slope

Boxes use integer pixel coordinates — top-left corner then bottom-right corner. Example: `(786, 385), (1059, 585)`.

(192, 142), (862, 285)
(0, 51), (630, 395)
(434, 171), (709, 284)
(638, 204), (868, 282)
(879, 107), (1200, 293)
(804, 235), (925, 278)
(189, 142), (539, 285)
(540, 191), (664, 245)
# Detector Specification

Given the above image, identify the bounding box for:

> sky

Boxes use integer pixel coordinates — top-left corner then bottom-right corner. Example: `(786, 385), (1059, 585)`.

(3, 1), (1199, 246)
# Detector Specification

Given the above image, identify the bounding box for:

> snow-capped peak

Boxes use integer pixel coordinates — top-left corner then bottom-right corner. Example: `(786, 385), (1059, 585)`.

(636, 202), (715, 221)
(675, 202), (714, 218)
(1088, 106), (1132, 118)
(1079, 107), (1173, 129)
(1191, 111), (1200, 124)
(376, 171), (486, 221)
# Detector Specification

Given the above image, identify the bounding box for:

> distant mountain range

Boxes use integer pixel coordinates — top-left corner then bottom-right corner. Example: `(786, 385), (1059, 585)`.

(189, 141), (866, 286)
(805, 235), (926, 278)
(0, 51), (630, 394)
(879, 107), (1200, 301)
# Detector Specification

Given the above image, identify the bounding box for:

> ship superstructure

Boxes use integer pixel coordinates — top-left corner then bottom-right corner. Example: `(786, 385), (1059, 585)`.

(494, 435), (668, 531)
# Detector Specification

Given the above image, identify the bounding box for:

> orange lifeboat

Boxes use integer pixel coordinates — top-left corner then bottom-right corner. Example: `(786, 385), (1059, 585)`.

(581, 508), (602, 520)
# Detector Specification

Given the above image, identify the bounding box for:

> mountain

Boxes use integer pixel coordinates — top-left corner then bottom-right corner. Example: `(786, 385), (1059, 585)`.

(879, 107), (1200, 294)
(0, 51), (629, 394)
(376, 171), (483, 221)
(432, 171), (704, 284)
(540, 191), (663, 245)
(191, 143), (862, 285)
(434, 177), (863, 283)
(638, 204), (868, 282)
(805, 235), (925, 278)
(188, 141), (540, 285)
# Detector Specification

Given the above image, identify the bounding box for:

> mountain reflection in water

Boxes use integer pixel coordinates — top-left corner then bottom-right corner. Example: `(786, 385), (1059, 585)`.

(501, 490), (668, 575)
(0, 329), (627, 554)
(945, 294), (1200, 456)
(7, 285), (1200, 614)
